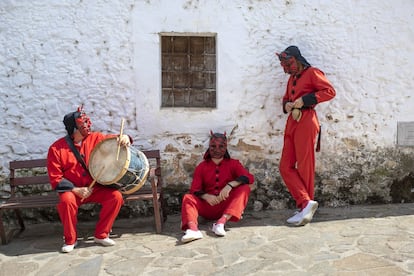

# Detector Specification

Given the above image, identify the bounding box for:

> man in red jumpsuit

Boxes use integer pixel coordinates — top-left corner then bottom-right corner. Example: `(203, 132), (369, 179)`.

(180, 131), (255, 243)
(276, 46), (336, 226)
(47, 106), (131, 253)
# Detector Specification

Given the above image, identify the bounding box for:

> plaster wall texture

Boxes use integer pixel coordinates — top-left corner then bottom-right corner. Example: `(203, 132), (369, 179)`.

(1, 0), (414, 209)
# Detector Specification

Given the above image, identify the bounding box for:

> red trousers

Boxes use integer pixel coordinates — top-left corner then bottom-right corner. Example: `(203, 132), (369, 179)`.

(57, 185), (124, 245)
(279, 109), (320, 210)
(181, 185), (251, 230)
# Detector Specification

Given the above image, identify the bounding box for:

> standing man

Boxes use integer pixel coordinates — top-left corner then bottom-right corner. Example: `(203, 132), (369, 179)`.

(276, 46), (336, 226)
(180, 131), (255, 243)
(47, 105), (131, 253)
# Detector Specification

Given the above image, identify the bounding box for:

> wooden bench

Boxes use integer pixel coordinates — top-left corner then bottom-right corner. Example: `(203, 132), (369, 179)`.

(0, 150), (166, 245)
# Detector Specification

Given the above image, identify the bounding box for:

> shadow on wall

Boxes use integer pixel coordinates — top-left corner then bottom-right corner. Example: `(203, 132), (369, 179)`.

(390, 172), (414, 203)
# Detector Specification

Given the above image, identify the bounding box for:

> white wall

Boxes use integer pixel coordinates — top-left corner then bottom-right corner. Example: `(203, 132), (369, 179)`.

(1, 0), (414, 197)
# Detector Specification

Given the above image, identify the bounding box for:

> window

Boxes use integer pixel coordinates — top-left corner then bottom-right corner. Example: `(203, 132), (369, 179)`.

(161, 34), (216, 108)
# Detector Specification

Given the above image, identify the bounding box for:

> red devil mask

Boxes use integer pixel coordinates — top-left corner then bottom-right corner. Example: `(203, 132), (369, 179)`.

(74, 105), (91, 137)
(63, 105), (92, 137)
(203, 131), (231, 160)
(276, 52), (298, 75)
(276, 46), (311, 75)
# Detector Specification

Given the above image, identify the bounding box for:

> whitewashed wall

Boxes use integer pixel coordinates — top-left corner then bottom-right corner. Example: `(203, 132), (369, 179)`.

(1, 0), (414, 208)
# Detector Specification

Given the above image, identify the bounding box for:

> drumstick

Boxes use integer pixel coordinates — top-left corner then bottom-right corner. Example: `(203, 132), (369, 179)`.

(81, 166), (105, 202)
(116, 118), (125, 161)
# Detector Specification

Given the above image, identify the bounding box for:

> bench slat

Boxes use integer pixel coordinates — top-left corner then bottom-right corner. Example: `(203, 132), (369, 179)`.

(141, 150), (160, 159)
(1, 194), (59, 209)
(1, 201), (59, 209)
(10, 175), (51, 186)
(124, 194), (160, 201)
(9, 159), (48, 169)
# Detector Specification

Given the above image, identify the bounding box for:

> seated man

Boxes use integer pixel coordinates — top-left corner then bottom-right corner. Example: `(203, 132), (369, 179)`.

(180, 131), (255, 243)
(47, 105), (131, 253)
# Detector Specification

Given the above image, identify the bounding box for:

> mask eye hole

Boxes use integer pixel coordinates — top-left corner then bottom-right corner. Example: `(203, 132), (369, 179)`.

(278, 52), (292, 61)
(280, 57), (294, 67)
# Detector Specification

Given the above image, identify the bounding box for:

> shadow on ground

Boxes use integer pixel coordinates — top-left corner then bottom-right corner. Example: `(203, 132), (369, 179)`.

(1, 203), (414, 256)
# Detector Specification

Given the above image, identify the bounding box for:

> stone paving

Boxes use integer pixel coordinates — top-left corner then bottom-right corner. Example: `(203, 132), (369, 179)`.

(1, 203), (414, 276)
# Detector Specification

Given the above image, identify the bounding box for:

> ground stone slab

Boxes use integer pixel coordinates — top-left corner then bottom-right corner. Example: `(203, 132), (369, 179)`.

(333, 252), (408, 274)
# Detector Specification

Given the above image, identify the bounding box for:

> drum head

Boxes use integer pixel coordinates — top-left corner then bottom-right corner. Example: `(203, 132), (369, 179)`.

(89, 137), (130, 185)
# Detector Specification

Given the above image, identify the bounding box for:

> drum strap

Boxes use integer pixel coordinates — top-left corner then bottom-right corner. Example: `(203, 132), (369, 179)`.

(65, 135), (89, 172)
(316, 125), (321, 152)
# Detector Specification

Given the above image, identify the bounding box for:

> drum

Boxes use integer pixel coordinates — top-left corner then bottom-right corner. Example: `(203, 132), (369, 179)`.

(89, 137), (149, 195)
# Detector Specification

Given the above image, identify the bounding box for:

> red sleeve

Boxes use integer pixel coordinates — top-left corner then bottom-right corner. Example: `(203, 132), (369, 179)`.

(282, 76), (294, 113)
(189, 162), (205, 194)
(47, 144), (62, 190)
(47, 138), (75, 190)
(231, 159), (254, 184)
(311, 68), (336, 104)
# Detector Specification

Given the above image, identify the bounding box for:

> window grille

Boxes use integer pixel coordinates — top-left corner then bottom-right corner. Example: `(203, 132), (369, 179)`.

(161, 34), (216, 108)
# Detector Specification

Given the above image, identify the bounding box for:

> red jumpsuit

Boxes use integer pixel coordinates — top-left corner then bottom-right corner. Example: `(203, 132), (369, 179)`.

(279, 67), (335, 210)
(47, 132), (124, 245)
(181, 158), (254, 230)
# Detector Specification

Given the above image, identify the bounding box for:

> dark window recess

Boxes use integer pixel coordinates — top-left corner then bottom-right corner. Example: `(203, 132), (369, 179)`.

(161, 35), (216, 108)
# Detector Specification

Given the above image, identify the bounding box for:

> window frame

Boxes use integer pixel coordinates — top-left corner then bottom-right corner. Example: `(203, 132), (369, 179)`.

(160, 32), (217, 109)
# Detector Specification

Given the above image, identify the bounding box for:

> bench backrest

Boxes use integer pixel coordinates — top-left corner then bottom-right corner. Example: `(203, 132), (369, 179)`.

(8, 149), (162, 196)
(9, 159), (50, 197)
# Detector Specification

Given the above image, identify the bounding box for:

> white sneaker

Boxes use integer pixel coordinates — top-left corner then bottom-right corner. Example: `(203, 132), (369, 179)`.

(181, 229), (203, 243)
(296, 200), (318, 226)
(286, 211), (302, 224)
(94, 237), (116, 246)
(212, 223), (226, 236)
(61, 241), (78, 253)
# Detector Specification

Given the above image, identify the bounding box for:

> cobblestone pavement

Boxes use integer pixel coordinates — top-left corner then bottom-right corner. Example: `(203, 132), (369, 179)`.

(1, 203), (414, 276)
